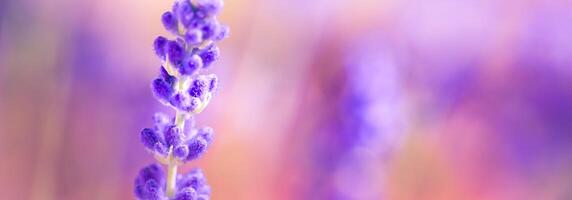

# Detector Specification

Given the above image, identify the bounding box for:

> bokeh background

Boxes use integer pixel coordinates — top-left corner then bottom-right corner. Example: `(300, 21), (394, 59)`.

(2, 0), (572, 199)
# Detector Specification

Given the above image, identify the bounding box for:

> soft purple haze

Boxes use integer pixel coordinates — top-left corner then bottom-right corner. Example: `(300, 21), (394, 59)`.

(1, 0), (572, 199)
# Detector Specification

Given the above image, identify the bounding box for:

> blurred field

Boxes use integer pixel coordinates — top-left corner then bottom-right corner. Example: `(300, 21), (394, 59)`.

(1, 0), (572, 199)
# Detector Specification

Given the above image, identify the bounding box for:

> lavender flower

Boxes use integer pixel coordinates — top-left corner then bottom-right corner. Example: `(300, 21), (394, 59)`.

(135, 164), (211, 200)
(140, 115), (214, 161)
(304, 35), (404, 199)
(136, 0), (228, 199)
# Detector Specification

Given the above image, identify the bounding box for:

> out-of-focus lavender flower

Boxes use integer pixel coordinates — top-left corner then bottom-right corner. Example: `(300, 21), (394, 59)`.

(343, 37), (405, 153)
(334, 36), (405, 199)
(135, 0), (228, 199)
(307, 35), (405, 199)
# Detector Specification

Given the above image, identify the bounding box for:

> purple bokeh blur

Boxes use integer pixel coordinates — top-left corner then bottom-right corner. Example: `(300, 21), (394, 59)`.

(1, 0), (572, 199)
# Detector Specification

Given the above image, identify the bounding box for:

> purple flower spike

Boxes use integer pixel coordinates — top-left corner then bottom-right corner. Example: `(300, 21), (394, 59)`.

(136, 0), (227, 198)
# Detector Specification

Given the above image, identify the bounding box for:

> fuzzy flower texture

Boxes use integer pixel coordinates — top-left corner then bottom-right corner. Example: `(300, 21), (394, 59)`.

(135, 0), (228, 199)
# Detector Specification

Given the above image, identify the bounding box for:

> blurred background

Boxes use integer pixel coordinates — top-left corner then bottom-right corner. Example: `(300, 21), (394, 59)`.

(2, 0), (572, 199)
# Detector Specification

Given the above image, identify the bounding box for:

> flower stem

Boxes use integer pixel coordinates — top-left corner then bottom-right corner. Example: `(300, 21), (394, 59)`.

(166, 162), (178, 197)
(175, 111), (186, 128)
